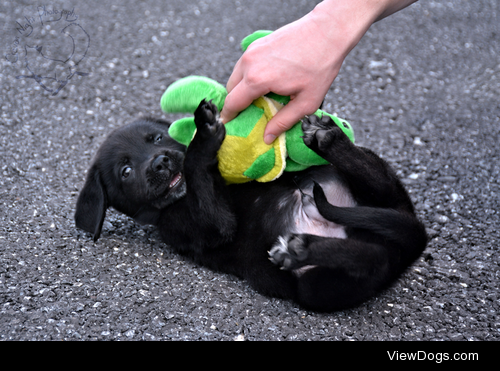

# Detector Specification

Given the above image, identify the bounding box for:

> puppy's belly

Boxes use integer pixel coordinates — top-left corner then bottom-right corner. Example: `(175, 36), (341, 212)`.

(293, 211), (347, 238)
(290, 180), (355, 238)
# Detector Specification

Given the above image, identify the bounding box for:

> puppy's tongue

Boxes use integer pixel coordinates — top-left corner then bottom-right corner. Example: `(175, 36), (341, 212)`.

(169, 173), (182, 189)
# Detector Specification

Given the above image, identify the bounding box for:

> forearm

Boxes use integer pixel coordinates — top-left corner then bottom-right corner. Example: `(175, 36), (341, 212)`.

(308, 0), (418, 58)
(374, 0), (419, 21)
(316, 0), (418, 21)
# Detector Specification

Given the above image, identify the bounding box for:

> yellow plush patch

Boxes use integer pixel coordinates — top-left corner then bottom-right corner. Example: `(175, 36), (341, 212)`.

(217, 96), (287, 184)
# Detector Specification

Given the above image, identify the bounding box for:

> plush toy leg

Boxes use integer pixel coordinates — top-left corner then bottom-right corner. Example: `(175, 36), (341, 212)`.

(285, 122), (330, 170)
(168, 117), (196, 147)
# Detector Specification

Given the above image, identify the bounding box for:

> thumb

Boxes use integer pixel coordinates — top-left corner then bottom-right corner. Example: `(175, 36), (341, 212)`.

(263, 100), (316, 144)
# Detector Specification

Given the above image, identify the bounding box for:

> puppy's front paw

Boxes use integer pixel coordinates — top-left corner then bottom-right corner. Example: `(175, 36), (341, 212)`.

(269, 235), (309, 270)
(194, 99), (225, 143)
(302, 114), (347, 153)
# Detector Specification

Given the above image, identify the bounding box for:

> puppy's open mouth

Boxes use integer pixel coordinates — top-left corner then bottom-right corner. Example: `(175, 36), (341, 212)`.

(150, 171), (186, 209)
(168, 172), (183, 191)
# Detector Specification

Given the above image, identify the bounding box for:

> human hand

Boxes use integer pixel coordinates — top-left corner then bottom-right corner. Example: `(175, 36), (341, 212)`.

(220, 0), (418, 144)
(221, 11), (344, 144)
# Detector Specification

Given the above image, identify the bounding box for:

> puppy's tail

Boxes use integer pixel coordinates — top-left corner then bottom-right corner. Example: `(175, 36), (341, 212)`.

(313, 182), (427, 257)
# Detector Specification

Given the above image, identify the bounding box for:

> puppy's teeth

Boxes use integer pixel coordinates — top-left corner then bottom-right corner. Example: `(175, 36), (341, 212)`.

(169, 173), (182, 188)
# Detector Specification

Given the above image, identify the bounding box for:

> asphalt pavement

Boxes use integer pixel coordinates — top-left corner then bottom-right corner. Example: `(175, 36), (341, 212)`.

(0, 0), (499, 342)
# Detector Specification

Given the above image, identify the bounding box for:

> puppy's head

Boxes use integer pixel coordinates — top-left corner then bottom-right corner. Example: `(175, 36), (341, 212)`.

(75, 118), (187, 241)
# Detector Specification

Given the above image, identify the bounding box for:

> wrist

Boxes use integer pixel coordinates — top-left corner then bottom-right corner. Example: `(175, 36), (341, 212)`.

(307, 0), (409, 57)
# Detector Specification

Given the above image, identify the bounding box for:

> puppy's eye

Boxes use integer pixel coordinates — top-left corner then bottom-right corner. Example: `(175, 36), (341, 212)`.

(155, 134), (163, 142)
(122, 166), (132, 179)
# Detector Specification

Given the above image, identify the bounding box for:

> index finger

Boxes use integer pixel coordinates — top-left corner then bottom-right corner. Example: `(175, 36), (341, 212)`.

(225, 59), (243, 93)
(221, 79), (268, 124)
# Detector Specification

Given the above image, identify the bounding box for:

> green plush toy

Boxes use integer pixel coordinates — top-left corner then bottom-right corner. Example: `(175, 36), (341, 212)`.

(161, 30), (355, 184)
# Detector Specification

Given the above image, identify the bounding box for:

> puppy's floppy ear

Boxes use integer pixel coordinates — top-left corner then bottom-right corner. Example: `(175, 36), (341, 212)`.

(144, 117), (171, 128)
(75, 165), (108, 242)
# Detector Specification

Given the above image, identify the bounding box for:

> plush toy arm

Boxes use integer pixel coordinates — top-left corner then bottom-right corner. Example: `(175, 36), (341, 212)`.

(161, 75), (227, 114)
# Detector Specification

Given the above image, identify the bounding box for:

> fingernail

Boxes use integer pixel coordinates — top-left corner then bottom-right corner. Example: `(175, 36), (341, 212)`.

(220, 112), (233, 124)
(264, 134), (276, 145)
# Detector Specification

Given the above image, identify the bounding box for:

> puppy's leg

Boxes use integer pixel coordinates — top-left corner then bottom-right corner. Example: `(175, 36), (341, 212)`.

(185, 99), (226, 191)
(269, 233), (391, 311)
(270, 234), (387, 273)
(303, 117), (427, 262)
(285, 116), (428, 310)
(187, 99), (226, 168)
(167, 100), (236, 249)
(302, 115), (413, 211)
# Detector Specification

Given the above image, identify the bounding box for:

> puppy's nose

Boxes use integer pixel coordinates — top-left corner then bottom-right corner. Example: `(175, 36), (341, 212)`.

(151, 155), (171, 172)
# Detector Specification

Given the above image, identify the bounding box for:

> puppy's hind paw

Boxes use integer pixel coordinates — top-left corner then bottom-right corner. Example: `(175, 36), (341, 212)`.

(301, 114), (346, 152)
(269, 235), (309, 270)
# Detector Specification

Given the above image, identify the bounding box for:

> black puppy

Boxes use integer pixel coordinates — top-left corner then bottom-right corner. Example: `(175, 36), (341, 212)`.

(75, 100), (427, 311)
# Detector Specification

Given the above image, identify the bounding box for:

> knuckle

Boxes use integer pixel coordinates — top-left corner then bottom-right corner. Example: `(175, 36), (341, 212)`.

(244, 70), (265, 89)
(274, 119), (292, 131)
